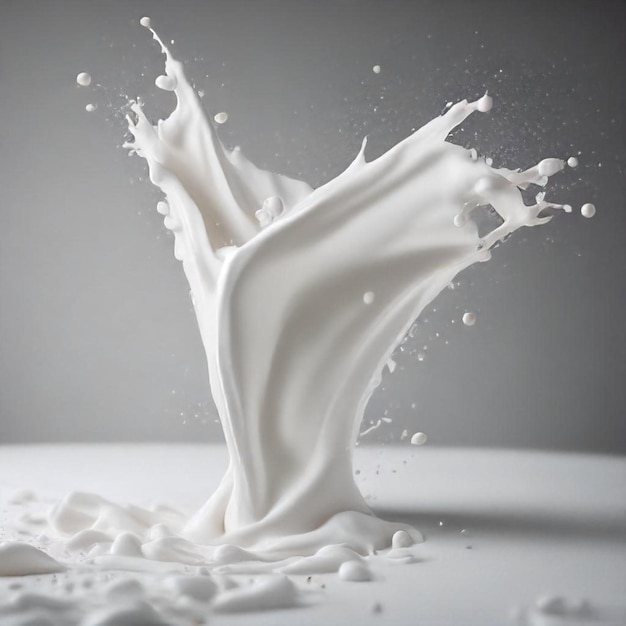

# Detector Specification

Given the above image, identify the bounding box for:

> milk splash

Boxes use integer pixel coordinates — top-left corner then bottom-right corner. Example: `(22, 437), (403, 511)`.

(122, 21), (571, 556)
(0, 19), (599, 625)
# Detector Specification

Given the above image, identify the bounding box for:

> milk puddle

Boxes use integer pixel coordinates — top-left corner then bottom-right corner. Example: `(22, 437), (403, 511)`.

(0, 17), (601, 625)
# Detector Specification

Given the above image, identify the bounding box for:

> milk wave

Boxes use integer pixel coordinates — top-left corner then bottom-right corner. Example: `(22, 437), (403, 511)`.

(121, 23), (571, 555)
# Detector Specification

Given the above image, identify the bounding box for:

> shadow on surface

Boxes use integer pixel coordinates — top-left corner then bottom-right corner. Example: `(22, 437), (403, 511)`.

(373, 507), (626, 544)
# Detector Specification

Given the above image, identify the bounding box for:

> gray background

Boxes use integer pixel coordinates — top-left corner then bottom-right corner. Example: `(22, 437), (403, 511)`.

(1, 0), (624, 453)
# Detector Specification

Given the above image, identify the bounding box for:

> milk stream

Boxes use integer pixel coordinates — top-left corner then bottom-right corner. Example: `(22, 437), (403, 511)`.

(123, 23), (570, 555)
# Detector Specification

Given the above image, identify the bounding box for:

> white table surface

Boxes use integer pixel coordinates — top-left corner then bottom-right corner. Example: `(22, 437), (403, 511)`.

(0, 444), (624, 625)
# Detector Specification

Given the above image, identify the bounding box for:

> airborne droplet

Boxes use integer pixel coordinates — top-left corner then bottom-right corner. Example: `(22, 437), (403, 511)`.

(462, 312), (476, 326)
(76, 72), (92, 87)
(581, 203), (596, 218)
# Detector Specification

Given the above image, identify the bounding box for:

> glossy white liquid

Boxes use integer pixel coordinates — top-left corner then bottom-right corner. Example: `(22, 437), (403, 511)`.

(0, 18), (606, 624)
(122, 24), (570, 556)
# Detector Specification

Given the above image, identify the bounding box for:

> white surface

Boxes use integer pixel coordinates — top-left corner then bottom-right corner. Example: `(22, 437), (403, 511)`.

(0, 444), (624, 624)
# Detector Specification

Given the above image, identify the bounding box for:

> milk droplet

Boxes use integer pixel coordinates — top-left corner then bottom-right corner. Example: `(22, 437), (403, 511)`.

(338, 560), (371, 581)
(537, 158), (564, 177)
(372, 65), (381, 74)
(164, 215), (177, 230)
(76, 72), (91, 87)
(156, 201), (170, 216)
(453, 213), (466, 227)
(155, 75), (177, 91)
(263, 196), (284, 218)
(214, 112), (229, 124)
(363, 291), (375, 305)
(391, 530), (414, 549)
(580, 203), (596, 218)
(462, 311), (476, 326)
(140, 16), (152, 28)
(567, 156), (578, 168)
(476, 92), (493, 112)
(563, 204), (573, 213)
(85, 104), (97, 112)
(410, 432), (427, 446)
(417, 352), (425, 361)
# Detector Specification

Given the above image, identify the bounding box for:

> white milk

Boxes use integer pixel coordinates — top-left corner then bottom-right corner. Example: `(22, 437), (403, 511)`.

(123, 24), (569, 556)
(0, 19), (599, 624)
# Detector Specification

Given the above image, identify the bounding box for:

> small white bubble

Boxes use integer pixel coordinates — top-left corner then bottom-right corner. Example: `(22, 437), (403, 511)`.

(214, 112), (228, 124)
(76, 72), (92, 87)
(417, 352), (425, 362)
(410, 432), (427, 446)
(156, 201), (170, 215)
(567, 156), (578, 168)
(85, 103), (97, 112)
(363, 291), (375, 305)
(140, 16), (151, 28)
(580, 203), (596, 218)
(462, 312), (476, 326)
(372, 65), (381, 74)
